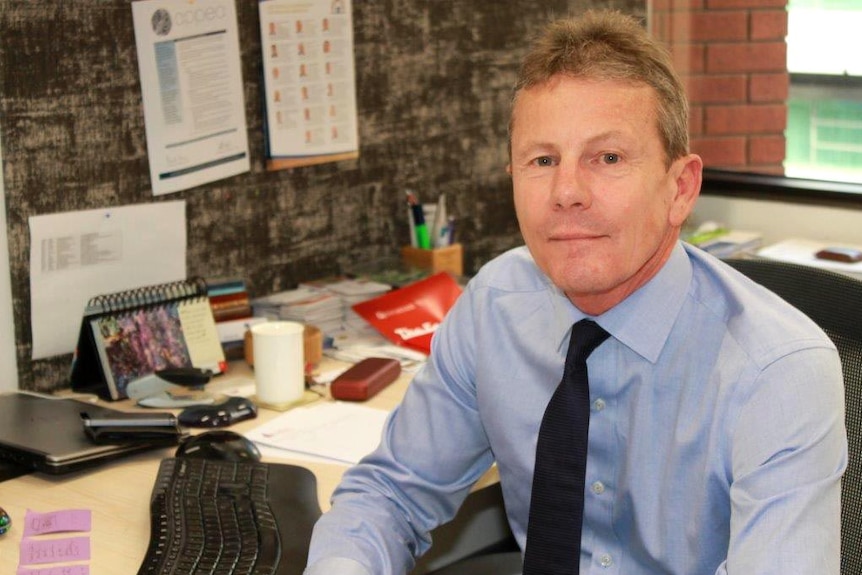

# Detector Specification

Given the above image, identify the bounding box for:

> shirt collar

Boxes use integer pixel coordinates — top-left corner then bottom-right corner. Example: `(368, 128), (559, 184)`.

(601, 242), (692, 363)
(546, 242), (692, 363)
(546, 277), (580, 354)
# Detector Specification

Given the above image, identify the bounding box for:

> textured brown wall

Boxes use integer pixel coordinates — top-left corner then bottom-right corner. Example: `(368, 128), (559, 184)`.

(0, 0), (643, 392)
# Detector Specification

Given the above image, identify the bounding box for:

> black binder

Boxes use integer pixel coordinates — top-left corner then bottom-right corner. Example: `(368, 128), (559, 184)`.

(70, 278), (226, 401)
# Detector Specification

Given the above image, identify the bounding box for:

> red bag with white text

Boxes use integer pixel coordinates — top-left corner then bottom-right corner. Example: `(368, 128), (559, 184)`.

(351, 272), (462, 355)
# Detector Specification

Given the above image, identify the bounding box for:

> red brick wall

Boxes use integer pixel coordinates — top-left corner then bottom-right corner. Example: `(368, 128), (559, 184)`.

(651, 0), (789, 174)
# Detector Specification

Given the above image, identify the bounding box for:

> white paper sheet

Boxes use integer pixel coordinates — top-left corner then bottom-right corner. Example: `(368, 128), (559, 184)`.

(29, 201), (187, 359)
(245, 401), (389, 465)
(132, 0), (250, 195)
(758, 238), (862, 279)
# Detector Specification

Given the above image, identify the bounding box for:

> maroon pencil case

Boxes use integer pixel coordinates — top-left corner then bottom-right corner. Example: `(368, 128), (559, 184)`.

(330, 357), (401, 401)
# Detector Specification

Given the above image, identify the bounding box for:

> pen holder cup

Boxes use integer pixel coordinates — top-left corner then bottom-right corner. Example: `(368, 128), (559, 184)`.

(401, 243), (463, 277)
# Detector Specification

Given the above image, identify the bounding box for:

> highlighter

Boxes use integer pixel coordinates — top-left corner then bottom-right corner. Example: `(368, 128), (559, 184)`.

(406, 190), (432, 249)
(411, 204), (431, 249)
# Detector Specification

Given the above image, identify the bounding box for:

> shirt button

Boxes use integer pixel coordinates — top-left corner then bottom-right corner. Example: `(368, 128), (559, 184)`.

(593, 398), (606, 412)
(599, 553), (614, 568)
(591, 481), (605, 495)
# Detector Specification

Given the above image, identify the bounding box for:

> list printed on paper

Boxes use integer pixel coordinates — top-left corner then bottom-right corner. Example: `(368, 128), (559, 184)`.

(259, 0), (359, 166)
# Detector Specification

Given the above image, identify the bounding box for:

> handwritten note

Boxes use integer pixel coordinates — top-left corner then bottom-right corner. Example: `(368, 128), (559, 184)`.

(24, 510), (91, 536)
(18, 537), (91, 565)
(17, 566), (89, 575)
(177, 298), (228, 372)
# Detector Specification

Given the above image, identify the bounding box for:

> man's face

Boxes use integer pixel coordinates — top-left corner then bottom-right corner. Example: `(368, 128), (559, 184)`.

(509, 75), (701, 314)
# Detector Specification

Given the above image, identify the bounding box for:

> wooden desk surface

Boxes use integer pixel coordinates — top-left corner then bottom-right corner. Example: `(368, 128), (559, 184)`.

(0, 358), (499, 574)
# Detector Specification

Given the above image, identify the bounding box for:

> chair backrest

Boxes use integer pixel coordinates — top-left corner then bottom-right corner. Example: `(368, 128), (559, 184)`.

(724, 257), (862, 575)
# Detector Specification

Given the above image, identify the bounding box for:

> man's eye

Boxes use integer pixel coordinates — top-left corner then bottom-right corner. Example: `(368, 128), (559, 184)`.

(602, 153), (620, 164)
(534, 156), (554, 167)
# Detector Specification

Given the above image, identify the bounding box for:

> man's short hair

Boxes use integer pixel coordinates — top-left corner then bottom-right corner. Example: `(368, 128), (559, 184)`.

(510, 10), (690, 164)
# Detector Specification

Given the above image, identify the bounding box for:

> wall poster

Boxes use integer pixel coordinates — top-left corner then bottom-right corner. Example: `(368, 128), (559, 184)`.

(132, 0), (251, 195)
(259, 0), (359, 170)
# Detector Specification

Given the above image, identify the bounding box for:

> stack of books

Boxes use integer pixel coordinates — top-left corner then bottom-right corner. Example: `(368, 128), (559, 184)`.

(206, 277), (263, 360)
(208, 277), (253, 321)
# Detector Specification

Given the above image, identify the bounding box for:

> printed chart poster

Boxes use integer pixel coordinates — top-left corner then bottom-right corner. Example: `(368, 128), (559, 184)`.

(259, 0), (360, 170)
(132, 0), (250, 195)
(29, 201), (187, 360)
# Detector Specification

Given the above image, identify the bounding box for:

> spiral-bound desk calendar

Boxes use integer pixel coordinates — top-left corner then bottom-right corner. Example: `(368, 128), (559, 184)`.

(70, 278), (226, 400)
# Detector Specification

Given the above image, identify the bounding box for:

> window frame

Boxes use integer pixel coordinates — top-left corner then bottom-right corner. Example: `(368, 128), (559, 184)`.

(702, 168), (862, 210)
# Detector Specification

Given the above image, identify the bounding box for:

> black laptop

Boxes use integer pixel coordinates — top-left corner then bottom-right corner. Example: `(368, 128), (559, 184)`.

(0, 392), (168, 475)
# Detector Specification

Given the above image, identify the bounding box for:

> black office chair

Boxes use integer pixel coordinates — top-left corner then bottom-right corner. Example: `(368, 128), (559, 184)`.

(413, 483), (521, 575)
(724, 257), (862, 575)
(430, 256), (862, 575)
(426, 550), (522, 574)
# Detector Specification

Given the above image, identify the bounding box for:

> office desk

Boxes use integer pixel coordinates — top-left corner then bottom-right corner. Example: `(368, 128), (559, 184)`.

(0, 359), (504, 575)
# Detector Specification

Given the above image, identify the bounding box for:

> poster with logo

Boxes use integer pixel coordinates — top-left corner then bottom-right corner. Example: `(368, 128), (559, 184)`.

(259, 0), (359, 170)
(132, 0), (250, 195)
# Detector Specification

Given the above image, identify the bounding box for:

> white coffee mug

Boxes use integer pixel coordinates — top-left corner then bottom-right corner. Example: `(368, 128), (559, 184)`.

(251, 321), (305, 405)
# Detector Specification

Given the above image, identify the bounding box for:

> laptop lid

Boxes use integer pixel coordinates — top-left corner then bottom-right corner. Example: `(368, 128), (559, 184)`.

(0, 392), (162, 475)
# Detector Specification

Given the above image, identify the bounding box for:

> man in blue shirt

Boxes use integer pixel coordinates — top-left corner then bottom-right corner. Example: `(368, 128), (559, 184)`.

(305, 10), (846, 575)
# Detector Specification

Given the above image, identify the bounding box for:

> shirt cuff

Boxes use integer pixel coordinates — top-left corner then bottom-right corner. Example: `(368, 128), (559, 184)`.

(304, 557), (372, 575)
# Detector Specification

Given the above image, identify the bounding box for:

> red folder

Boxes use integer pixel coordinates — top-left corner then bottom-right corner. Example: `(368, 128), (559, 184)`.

(351, 272), (462, 355)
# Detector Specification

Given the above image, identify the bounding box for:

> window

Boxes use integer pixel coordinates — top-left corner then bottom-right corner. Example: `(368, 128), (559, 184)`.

(786, 0), (862, 184)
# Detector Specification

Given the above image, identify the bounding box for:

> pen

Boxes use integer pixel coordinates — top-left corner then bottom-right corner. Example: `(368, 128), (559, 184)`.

(406, 206), (417, 247)
(432, 194), (449, 248)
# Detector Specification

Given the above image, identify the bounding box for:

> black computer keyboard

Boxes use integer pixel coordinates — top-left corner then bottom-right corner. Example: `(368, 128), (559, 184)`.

(138, 457), (322, 575)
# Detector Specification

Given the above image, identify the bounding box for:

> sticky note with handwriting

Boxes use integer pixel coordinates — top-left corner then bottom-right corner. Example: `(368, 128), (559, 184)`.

(23, 510), (92, 536)
(18, 537), (91, 565)
(16, 565), (89, 575)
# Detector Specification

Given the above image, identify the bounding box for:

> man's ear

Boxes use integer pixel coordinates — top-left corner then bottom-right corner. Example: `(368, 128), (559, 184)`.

(506, 163), (512, 176)
(668, 154), (703, 227)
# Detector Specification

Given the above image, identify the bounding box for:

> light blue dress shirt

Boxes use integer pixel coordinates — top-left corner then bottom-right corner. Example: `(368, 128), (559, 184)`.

(305, 242), (847, 575)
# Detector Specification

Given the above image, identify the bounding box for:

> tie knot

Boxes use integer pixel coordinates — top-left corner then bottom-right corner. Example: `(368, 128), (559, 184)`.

(568, 319), (610, 365)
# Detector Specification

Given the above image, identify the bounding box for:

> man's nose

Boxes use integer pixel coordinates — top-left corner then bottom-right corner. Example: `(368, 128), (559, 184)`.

(551, 162), (591, 209)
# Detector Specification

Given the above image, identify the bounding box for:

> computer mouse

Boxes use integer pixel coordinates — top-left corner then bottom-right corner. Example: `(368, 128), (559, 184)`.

(174, 430), (261, 462)
(177, 396), (258, 428)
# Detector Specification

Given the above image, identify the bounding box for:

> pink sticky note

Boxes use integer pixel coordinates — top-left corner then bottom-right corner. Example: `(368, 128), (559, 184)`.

(18, 537), (91, 565)
(17, 566), (90, 575)
(23, 510), (91, 536)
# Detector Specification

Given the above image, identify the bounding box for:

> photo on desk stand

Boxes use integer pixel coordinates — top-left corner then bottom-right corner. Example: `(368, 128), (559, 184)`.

(93, 303), (194, 400)
(71, 278), (227, 401)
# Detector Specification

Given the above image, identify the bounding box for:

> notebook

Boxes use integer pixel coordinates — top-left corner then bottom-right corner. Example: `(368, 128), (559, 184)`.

(0, 392), (166, 475)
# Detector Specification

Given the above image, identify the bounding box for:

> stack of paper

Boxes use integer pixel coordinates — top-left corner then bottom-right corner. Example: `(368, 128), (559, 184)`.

(685, 226), (763, 258)
(245, 401), (389, 465)
(298, 277), (392, 334)
(757, 238), (862, 280)
(252, 278), (393, 341)
(252, 287), (344, 334)
(321, 279), (393, 332)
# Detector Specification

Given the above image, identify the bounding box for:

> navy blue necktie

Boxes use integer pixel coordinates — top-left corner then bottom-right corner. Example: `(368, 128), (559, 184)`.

(523, 319), (610, 575)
